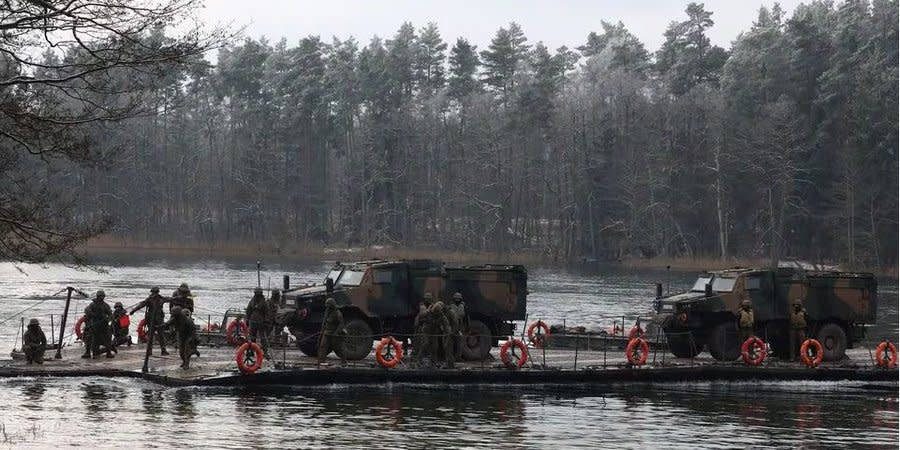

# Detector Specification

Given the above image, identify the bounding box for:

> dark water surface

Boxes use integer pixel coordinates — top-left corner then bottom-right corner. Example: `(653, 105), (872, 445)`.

(0, 258), (897, 448)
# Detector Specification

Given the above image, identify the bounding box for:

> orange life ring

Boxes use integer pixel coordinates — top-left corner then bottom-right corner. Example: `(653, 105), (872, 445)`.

(500, 339), (529, 369)
(625, 337), (649, 366)
(137, 319), (148, 343)
(740, 336), (767, 366)
(527, 321), (551, 348)
(875, 341), (898, 368)
(800, 339), (824, 368)
(235, 341), (264, 374)
(375, 336), (404, 368)
(74, 316), (86, 340)
(628, 326), (644, 340)
(226, 319), (249, 346)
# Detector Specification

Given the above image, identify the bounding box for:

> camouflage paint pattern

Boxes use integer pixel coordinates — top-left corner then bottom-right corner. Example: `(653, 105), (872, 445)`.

(277, 259), (527, 339)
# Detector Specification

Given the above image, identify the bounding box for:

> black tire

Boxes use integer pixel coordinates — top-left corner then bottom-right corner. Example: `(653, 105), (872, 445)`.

(708, 322), (741, 361)
(335, 318), (373, 361)
(667, 331), (703, 358)
(461, 320), (492, 361)
(816, 323), (848, 362)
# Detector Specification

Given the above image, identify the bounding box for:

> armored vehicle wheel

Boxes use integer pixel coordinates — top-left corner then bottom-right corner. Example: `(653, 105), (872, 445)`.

(708, 322), (740, 361)
(335, 319), (373, 361)
(667, 332), (703, 358)
(461, 320), (492, 360)
(816, 323), (847, 361)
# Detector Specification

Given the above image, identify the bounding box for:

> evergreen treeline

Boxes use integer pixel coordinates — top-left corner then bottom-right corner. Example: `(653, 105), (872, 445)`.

(71, 1), (898, 267)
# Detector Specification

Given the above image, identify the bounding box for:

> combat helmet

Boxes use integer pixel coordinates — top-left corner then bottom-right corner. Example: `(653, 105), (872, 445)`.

(178, 282), (190, 293)
(432, 301), (444, 312)
(114, 301), (124, 308)
(28, 318), (39, 327)
(171, 305), (183, 316)
(452, 292), (463, 302)
(741, 299), (751, 308)
(254, 287), (263, 295)
(792, 298), (802, 307)
(95, 290), (106, 299)
(423, 292), (434, 307)
(325, 298), (337, 308)
(150, 286), (160, 293)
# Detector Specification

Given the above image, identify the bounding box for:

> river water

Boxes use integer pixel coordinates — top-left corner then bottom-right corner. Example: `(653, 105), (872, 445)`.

(0, 257), (897, 448)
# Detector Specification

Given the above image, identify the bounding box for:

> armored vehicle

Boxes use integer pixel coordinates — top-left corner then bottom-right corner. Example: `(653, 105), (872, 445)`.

(276, 260), (527, 360)
(652, 267), (877, 361)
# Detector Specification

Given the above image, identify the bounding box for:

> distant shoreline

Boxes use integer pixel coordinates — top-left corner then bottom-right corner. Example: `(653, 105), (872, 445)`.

(77, 237), (897, 278)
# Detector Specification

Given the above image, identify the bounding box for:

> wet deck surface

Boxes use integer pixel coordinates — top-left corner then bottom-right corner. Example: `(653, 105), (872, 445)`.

(1, 341), (895, 387)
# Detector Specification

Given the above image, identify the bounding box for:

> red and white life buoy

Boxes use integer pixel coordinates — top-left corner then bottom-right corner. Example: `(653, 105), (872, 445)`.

(375, 336), (404, 368)
(137, 319), (148, 343)
(875, 341), (898, 368)
(226, 319), (249, 346)
(626, 338), (649, 366)
(741, 336), (767, 366)
(527, 321), (551, 348)
(74, 316), (86, 340)
(500, 339), (529, 369)
(235, 341), (264, 374)
(800, 339), (824, 368)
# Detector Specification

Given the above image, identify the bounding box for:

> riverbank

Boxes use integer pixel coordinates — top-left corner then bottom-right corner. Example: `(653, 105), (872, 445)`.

(79, 236), (897, 277)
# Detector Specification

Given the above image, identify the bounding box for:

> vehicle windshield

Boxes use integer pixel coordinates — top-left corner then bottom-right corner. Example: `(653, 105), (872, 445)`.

(690, 276), (737, 292)
(336, 269), (366, 286)
(326, 268), (342, 283)
(691, 277), (712, 292)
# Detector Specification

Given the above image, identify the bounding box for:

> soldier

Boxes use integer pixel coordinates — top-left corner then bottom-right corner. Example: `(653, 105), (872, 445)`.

(737, 299), (755, 342)
(163, 306), (198, 369)
(170, 282), (195, 313)
(111, 302), (131, 347)
(22, 318), (47, 365)
(83, 290), (114, 359)
(317, 298), (346, 366)
(267, 289), (281, 342)
(246, 287), (270, 356)
(412, 293), (434, 362)
(449, 292), (467, 359)
(789, 299), (808, 361)
(425, 302), (454, 369)
(130, 287), (169, 356)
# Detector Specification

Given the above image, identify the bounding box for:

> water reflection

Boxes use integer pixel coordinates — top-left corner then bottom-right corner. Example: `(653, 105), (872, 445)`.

(141, 387), (165, 417)
(173, 388), (196, 420)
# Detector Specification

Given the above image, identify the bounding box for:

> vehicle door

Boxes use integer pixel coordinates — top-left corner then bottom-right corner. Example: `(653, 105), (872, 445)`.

(368, 266), (412, 318)
(745, 272), (775, 322)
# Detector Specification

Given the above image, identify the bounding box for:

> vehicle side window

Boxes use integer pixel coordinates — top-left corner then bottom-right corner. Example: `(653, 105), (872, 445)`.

(745, 276), (761, 290)
(374, 269), (392, 284)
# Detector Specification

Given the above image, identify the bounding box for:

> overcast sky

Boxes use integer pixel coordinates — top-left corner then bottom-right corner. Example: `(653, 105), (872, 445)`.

(199, 0), (805, 53)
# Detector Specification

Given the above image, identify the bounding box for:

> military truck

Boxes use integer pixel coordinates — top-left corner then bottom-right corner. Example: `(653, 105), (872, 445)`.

(276, 259), (527, 360)
(652, 267), (877, 362)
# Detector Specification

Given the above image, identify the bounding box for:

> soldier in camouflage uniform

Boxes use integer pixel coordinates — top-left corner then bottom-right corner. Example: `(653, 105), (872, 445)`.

(163, 306), (198, 369)
(789, 299), (808, 361)
(449, 292), (467, 359)
(425, 302), (454, 369)
(130, 287), (169, 355)
(267, 289), (281, 341)
(170, 282), (195, 313)
(412, 293), (434, 363)
(737, 299), (754, 342)
(22, 318), (47, 364)
(246, 287), (270, 357)
(83, 290), (114, 359)
(317, 298), (346, 365)
(111, 302), (131, 348)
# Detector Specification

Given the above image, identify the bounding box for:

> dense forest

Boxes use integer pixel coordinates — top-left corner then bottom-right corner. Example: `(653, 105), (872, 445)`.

(17, 1), (900, 267)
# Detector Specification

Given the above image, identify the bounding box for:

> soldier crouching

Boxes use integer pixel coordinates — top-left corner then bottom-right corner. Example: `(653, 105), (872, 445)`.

(23, 318), (47, 364)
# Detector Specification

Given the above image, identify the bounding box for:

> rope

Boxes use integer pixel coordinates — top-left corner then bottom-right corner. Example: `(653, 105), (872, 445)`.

(0, 298), (54, 326)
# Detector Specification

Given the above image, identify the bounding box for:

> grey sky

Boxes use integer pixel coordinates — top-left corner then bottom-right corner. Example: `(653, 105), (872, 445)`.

(199, 0), (804, 52)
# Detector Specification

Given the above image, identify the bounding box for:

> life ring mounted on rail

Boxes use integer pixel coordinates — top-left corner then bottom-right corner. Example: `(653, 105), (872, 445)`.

(527, 321), (551, 348)
(375, 336), (404, 368)
(625, 338), (649, 366)
(628, 325), (644, 340)
(800, 339), (824, 368)
(740, 336), (766, 366)
(226, 319), (249, 346)
(500, 338), (529, 369)
(74, 316), (86, 340)
(875, 341), (898, 368)
(136, 319), (148, 343)
(235, 341), (264, 374)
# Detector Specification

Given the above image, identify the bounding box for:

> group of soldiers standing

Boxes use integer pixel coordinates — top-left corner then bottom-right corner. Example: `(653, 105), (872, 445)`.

(412, 292), (467, 368)
(736, 297), (810, 360)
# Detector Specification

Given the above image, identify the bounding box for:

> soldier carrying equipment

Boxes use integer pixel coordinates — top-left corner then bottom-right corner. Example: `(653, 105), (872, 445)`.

(789, 299), (808, 361)
(425, 301), (454, 369)
(412, 292), (434, 362)
(737, 299), (754, 342)
(22, 318), (47, 364)
(130, 287), (169, 356)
